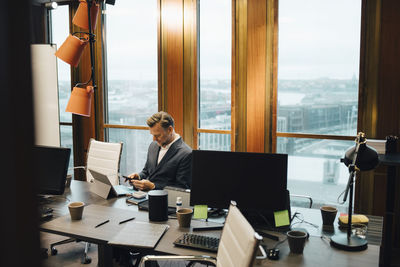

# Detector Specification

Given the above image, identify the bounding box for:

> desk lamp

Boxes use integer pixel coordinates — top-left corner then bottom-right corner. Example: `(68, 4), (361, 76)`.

(330, 132), (379, 251)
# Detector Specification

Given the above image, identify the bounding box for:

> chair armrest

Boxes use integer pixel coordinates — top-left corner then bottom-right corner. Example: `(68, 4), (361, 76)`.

(139, 255), (217, 267)
(290, 194), (313, 208)
(255, 244), (267, 260)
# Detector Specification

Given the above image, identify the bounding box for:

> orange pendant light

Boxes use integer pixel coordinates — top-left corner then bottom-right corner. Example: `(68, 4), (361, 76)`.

(54, 34), (88, 67)
(72, 0), (100, 31)
(65, 86), (94, 117)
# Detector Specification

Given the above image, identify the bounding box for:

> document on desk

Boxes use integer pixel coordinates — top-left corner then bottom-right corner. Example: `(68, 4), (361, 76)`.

(108, 221), (169, 248)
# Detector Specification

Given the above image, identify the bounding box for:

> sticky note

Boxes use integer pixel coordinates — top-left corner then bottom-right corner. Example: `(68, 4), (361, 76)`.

(274, 210), (290, 227)
(193, 205), (208, 219)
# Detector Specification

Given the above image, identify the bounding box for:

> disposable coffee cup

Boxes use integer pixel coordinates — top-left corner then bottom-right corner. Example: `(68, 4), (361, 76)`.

(320, 206), (338, 225)
(176, 208), (193, 228)
(287, 230), (307, 254)
(68, 201), (85, 220)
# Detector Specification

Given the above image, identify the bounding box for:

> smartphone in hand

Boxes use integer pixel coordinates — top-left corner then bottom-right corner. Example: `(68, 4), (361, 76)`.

(123, 175), (141, 182)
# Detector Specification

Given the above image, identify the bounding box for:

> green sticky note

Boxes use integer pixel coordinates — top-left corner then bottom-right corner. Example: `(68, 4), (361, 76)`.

(274, 210), (290, 227)
(193, 205), (208, 219)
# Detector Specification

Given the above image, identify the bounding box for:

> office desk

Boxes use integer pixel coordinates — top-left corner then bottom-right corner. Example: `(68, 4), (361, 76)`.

(39, 181), (220, 266)
(254, 207), (381, 266)
(40, 181), (381, 267)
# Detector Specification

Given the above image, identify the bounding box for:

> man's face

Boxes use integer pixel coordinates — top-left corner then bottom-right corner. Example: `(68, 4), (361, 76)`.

(150, 123), (173, 147)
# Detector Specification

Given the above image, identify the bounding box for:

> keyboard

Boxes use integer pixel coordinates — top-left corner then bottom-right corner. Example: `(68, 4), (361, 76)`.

(173, 233), (220, 252)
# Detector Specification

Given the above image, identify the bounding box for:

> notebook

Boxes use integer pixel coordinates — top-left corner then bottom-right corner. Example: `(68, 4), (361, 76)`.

(108, 221), (169, 248)
(89, 169), (134, 198)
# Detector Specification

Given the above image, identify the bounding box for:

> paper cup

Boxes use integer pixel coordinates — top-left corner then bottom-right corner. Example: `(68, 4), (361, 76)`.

(176, 208), (193, 228)
(68, 201), (85, 220)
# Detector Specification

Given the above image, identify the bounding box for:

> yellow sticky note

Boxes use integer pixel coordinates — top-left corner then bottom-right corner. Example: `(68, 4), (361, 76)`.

(274, 210), (290, 227)
(193, 205), (208, 219)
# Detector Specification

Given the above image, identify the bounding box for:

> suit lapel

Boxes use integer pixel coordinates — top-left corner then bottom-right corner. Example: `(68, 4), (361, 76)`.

(150, 138), (182, 177)
(149, 143), (160, 170)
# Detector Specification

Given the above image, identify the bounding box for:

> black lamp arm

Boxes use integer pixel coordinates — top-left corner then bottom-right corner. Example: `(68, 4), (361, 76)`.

(72, 31), (96, 40)
(86, 0), (99, 139)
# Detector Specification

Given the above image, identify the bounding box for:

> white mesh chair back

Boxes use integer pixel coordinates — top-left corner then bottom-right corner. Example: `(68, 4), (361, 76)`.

(216, 204), (260, 267)
(85, 138), (123, 185)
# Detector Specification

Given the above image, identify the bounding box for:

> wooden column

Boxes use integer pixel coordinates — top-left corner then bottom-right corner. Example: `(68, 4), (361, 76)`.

(161, 0), (184, 136)
(246, 0), (267, 152)
(357, 0), (400, 249)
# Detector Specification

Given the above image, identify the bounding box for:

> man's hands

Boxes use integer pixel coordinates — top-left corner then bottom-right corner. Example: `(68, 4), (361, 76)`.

(125, 173), (155, 191)
(132, 179), (155, 191)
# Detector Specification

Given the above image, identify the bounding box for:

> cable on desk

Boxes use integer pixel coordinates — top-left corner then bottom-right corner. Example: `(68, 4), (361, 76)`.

(290, 212), (319, 229)
(320, 235), (331, 243)
(272, 236), (288, 249)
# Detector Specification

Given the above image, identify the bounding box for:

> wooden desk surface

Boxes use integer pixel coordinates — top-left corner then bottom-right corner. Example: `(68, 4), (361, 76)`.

(255, 235), (380, 267)
(40, 180), (221, 257)
(40, 180), (381, 266)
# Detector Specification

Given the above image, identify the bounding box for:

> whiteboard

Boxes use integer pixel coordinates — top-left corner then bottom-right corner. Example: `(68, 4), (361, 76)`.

(31, 44), (61, 147)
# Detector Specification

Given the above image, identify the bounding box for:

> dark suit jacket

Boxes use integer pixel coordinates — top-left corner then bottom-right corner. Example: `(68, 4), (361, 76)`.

(139, 138), (192, 190)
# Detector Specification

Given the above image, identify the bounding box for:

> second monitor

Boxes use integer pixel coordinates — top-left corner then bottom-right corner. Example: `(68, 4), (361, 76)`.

(190, 150), (289, 226)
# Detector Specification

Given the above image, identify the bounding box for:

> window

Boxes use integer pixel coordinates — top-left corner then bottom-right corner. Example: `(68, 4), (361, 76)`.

(277, 0), (362, 210)
(52, 5), (74, 169)
(105, 0), (158, 175)
(197, 0), (232, 151)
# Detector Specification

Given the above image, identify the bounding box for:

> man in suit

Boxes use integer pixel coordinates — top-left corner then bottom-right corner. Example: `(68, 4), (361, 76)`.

(126, 111), (192, 190)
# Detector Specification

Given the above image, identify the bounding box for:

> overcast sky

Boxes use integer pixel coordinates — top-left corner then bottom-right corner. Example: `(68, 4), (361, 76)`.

(53, 0), (362, 81)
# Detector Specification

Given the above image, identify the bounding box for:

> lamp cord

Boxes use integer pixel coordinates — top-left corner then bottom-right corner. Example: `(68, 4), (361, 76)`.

(337, 189), (346, 205)
(291, 212), (319, 229)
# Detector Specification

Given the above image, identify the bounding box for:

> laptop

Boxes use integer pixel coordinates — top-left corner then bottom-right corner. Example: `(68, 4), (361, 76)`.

(89, 169), (134, 199)
(164, 186), (191, 209)
(138, 186), (191, 215)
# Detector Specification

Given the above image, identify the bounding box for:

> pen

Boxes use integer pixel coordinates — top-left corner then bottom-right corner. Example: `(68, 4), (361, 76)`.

(119, 217), (135, 224)
(95, 219), (110, 228)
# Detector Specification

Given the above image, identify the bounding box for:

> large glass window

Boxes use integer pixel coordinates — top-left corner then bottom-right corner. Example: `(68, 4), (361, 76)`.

(277, 0), (362, 210)
(105, 0), (158, 174)
(198, 0), (232, 150)
(52, 5), (73, 169)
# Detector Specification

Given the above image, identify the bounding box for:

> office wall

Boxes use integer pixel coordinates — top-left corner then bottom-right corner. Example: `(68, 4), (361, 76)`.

(31, 44), (61, 147)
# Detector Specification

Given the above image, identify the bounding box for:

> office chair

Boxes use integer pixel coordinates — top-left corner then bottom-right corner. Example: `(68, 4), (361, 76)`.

(290, 194), (313, 209)
(139, 201), (267, 267)
(50, 138), (123, 264)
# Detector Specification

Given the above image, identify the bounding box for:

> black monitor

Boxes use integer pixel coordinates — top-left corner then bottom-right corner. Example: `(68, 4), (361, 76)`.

(34, 145), (71, 195)
(190, 150), (289, 228)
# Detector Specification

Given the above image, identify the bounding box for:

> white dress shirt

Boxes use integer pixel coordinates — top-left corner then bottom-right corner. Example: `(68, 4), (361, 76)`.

(157, 134), (180, 164)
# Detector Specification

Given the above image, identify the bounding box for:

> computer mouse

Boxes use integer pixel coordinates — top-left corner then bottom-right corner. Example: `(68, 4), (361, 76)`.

(267, 248), (280, 260)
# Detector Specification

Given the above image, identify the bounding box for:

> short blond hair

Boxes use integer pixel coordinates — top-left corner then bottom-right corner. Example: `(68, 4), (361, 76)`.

(147, 111), (175, 129)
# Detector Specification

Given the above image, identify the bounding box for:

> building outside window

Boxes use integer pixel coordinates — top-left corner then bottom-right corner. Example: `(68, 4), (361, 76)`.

(197, 0), (232, 151)
(104, 0), (158, 176)
(277, 0), (362, 210)
(52, 4), (74, 170)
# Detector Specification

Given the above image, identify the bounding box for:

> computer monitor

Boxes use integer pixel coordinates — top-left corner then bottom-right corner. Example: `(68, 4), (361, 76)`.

(33, 145), (71, 195)
(190, 150), (289, 228)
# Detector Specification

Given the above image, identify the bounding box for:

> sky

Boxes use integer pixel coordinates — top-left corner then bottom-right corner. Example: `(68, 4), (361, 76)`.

(52, 0), (362, 81)
(278, 0), (362, 79)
